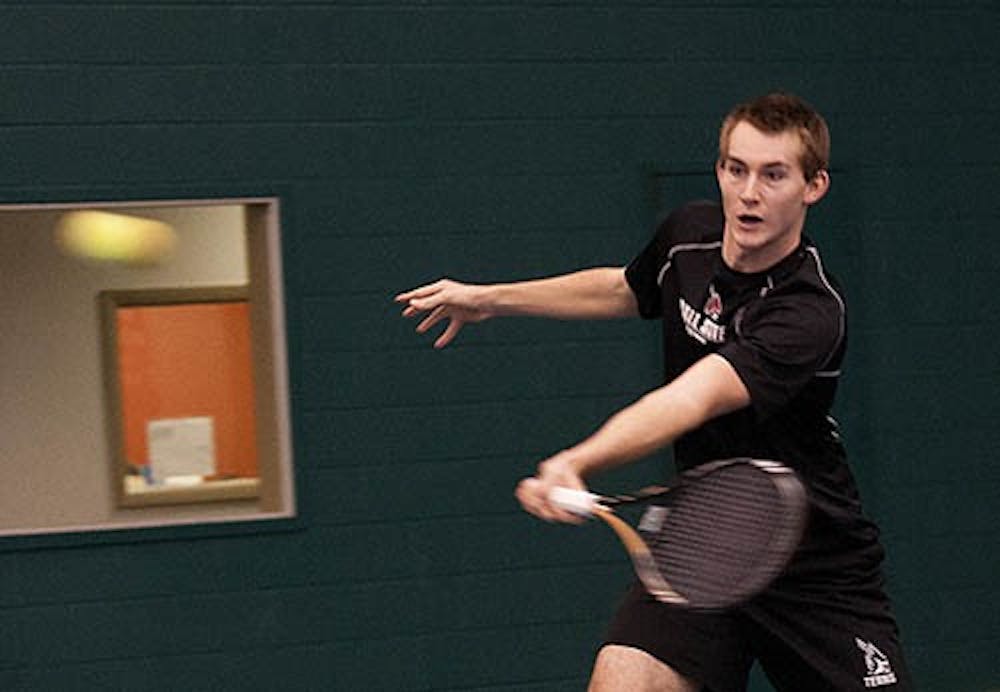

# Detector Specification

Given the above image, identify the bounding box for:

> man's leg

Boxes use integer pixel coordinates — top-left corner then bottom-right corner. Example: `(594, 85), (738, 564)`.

(745, 588), (913, 692)
(588, 645), (700, 692)
(599, 584), (753, 692)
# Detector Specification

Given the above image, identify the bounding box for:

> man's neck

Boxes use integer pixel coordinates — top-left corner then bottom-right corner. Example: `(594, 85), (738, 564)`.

(722, 234), (802, 273)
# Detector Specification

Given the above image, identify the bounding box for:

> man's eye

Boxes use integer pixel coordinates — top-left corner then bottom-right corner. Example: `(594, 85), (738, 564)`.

(727, 164), (746, 177)
(765, 170), (787, 182)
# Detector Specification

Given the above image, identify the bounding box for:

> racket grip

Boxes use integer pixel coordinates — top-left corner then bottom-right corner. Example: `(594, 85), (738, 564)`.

(549, 487), (600, 517)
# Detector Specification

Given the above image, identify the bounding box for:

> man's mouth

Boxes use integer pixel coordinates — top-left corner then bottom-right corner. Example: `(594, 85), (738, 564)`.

(737, 214), (763, 226)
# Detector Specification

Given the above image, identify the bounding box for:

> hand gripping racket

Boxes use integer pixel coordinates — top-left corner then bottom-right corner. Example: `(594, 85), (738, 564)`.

(549, 458), (808, 610)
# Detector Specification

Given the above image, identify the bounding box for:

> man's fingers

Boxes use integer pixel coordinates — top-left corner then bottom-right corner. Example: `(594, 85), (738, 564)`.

(415, 305), (447, 334)
(394, 280), (447, 305)
(396, 279), (477, 349)
(399, 294), (439, 313)
(515, 478), (546, 517)
(434, 319), (464, 349)
(401, 297), (441, 319)
(515, 477), (584, 524)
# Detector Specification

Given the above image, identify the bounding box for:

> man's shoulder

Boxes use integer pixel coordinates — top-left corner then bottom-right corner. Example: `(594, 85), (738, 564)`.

(655, 200), (725, 246)
(787, 242), (847, 310)
(760, 244), (848, 343)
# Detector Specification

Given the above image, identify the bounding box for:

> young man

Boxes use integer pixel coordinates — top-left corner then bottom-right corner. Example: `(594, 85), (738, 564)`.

(396, 93), (911, 691)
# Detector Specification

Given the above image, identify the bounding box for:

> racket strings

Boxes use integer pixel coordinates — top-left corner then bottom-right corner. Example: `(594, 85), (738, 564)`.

(640, 465), (801, 608)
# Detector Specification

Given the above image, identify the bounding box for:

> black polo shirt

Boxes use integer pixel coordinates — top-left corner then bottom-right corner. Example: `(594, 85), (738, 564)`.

(626, 200), (884, 585)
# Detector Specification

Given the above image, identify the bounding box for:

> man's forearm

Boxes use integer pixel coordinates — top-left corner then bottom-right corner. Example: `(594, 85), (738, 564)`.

(487, 267), (638, 320)
(561, 385), (705, 478)
(559, 354), (752, 478)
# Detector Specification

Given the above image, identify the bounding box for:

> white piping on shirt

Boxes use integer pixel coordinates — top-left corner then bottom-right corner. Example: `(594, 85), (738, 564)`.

(655, 242), (846, 379)
(805, 246), (847, 377)
(759, 275), (775, 297)
(655, 241), (723, 288)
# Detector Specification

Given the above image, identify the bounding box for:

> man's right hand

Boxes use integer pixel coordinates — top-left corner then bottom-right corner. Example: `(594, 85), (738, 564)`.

(515, 450), (590, 524)
(395, 278), (494, 348)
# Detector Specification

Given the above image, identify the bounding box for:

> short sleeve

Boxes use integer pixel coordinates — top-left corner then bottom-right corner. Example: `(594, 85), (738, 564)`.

(625, 201), (724, 319)
(717, 291), (844, 420)
(624, 235), (667, 318)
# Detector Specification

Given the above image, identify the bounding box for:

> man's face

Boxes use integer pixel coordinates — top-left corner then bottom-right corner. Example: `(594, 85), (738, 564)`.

(716, 120), (829, 272)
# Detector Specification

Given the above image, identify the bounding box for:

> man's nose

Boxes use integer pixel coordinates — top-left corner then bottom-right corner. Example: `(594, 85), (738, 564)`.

(739, 174), (762, 203)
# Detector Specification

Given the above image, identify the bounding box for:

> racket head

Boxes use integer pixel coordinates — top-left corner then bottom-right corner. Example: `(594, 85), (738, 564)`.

(633, 457), (807, 610)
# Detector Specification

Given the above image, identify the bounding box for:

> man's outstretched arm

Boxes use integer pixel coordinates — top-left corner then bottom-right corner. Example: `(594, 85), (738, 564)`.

(395, 267), (638, 348)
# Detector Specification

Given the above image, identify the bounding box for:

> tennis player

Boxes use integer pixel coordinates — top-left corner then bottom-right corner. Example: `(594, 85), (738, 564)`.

(397, 92), (911, 691)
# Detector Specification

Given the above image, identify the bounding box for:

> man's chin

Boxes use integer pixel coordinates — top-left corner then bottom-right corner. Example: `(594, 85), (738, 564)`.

(728, 226), (771, 250)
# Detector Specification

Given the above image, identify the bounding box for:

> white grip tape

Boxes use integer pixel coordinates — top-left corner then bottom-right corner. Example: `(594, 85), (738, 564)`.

(548, 487), (600, 517)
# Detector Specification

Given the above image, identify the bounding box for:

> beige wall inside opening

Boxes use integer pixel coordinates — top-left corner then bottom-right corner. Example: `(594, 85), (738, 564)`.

(0, 198), (295, 536)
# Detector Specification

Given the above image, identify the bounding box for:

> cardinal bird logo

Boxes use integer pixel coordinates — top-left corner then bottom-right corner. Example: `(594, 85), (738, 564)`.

(704, 284), (723, 321)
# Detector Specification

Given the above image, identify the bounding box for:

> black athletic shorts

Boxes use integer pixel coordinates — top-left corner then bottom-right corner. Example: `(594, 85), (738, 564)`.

(603, 581), (912, 691)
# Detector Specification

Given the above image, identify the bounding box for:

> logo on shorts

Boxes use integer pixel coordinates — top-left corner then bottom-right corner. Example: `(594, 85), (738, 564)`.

(855, 637), (898, 688)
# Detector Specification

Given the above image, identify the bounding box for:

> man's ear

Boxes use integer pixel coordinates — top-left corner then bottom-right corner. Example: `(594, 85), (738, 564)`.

(804, 169), (830, 205)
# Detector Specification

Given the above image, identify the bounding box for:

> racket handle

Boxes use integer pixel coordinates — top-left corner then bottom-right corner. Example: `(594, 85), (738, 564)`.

(549, 487), (600, 517)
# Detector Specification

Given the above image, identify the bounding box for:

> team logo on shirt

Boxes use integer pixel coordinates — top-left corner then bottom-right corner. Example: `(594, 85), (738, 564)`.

(678, 297), (726, 344)
(704, 284), (723, 320)
(855, 637), (898, 688)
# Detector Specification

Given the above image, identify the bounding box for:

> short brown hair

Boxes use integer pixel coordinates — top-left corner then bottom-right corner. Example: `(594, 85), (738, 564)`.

(718, 92), (830, 180)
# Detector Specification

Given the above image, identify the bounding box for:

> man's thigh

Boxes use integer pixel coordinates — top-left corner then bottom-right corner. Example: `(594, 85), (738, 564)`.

(602, 583), (754, 692)
(745, 589), (913, 691)
(589, 645), (699, 692)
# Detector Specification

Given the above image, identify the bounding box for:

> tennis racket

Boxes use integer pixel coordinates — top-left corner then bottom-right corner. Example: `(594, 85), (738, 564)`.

(549, 457), (808, 610)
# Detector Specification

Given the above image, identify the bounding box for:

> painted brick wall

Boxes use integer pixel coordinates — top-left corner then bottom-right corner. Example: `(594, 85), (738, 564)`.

(2, 3), (998, 690)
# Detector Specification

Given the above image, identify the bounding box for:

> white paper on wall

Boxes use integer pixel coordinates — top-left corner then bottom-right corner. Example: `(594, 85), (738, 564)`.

(147, 416), (216, 483)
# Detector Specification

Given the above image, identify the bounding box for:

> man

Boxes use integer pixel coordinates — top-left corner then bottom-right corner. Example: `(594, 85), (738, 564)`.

(396, 93), (911, 691)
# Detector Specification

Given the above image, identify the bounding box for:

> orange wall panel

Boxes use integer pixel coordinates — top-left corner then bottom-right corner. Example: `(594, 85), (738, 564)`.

(116, 302), (258, 479)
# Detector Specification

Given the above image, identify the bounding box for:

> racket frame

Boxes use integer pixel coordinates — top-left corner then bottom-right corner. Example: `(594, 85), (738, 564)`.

(550, 457), (808, 608)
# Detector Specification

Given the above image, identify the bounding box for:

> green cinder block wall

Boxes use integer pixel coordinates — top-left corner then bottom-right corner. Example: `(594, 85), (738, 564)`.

(2, 3), (998, 690)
